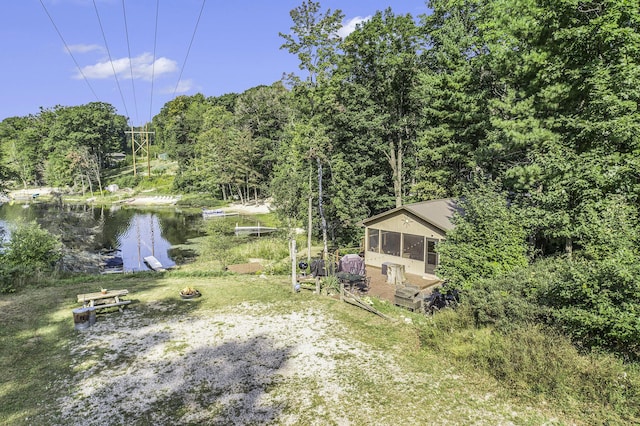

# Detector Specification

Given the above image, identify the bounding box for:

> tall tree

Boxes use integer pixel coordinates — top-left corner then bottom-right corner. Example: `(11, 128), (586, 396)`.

(279, 0), (344, 253)
(416, 0), (489, 199)
(0, 116), (41, 188)
(234, 82), (292, 198)
(333, 9), (424, 208)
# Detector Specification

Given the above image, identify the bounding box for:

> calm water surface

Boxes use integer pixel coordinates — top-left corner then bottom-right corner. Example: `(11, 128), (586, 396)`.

(0, 202), (207, 272)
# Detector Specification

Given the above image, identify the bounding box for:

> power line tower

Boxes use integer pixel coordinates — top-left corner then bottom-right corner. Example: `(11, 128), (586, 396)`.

(125, 126), (155, 177)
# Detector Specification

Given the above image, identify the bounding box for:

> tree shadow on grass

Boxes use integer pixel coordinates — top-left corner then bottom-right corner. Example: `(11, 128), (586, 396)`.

(56, 329), (292, 425)
(0, 274), (170, 425)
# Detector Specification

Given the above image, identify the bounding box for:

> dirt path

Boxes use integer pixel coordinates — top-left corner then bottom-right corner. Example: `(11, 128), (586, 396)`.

(53, 301), (526, 425)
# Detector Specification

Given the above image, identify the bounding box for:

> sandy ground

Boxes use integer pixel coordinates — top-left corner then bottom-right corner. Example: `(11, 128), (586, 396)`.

(55, 304), (400, 425)
(51, 299), (524, 425)
(222, 201), (272, 215)
(7, 187), (273, 213)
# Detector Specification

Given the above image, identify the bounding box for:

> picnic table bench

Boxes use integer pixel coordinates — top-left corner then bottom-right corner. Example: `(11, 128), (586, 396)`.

(77, 289), (131, 311)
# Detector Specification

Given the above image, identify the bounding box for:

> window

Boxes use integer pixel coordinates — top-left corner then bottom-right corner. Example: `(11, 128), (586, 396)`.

(403, 233), (424, 261)
(426, 239), (438, 265)
(367, 228), (380, 253)
(381, 231), (401, 257)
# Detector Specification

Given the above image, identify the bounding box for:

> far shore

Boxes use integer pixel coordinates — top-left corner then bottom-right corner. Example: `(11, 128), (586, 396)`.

(5, 186), (272, 214)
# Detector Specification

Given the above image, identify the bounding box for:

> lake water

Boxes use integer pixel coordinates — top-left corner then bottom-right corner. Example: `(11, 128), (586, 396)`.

(0, 202), (229, 272)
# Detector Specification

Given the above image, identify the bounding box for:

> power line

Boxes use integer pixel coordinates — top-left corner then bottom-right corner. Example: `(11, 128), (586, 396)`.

(38, 0), (101, 102)
(122, 0), (140, 125)
(149, 0), (160, 124)
(172, 0), (207, 98)
(92, 0), (130, 121)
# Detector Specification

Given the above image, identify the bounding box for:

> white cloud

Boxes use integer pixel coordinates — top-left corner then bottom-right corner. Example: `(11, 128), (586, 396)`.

(337, 16), (371, 39)
(166, 79), (194, 94)
(65, 43), (104, 54)
(157, 79), (195, 95)
(75, 53), (178, 81)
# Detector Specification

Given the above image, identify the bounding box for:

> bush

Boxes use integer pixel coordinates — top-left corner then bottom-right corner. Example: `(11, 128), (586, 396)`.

(468, 324), (640, 420)
(113, 174), (142, 189)
(539, 258), (640, 360)
(436, 174), (529, 288)
(0, 223), (62, 293)
(463, 271), (545, 330)
(461, 256), (640, 360)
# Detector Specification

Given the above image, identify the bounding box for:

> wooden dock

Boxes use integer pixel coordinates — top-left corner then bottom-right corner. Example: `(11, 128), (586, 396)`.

(234, 225), (277, 236)
(143, 256), (166, 271)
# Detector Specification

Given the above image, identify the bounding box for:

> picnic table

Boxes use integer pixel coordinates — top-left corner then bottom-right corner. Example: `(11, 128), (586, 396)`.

(77, 289), (131, 311)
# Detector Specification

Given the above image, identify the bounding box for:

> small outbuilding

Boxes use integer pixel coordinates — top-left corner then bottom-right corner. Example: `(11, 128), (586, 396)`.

(361, 198), (459, 277)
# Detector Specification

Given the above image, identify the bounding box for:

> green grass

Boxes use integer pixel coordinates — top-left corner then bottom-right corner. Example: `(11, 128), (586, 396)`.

(2, 234), (640, 424)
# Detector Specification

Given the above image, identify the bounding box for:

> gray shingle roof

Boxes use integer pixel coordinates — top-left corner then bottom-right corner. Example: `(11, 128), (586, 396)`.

(361, 198), (459, 232)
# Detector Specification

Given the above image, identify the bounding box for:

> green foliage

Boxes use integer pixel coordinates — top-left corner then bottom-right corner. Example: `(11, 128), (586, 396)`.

(416, 286), (640, 422)
(575, 195), (639, 261)
(228, 235), (293, 263)
(200, 220), (246, 271)
(332, 9), (424, 208)
(462, 271), (545, 330)
(460, 254), (640, 360)
(436, 174), (529, 287)
(467, 324), (640, 418)
(112, 173), (142, 189)
(0, 223), (62, 293)
(539, 258), (640, 360)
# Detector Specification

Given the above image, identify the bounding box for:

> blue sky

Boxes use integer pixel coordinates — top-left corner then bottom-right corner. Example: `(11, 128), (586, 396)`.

(0, 1), (430, 126)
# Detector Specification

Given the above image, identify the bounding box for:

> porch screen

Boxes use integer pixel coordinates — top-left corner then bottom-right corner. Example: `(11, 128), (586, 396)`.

(381, 231), (401, 257)
(403, 233), (424, 261)
(368, 228), (380, 252)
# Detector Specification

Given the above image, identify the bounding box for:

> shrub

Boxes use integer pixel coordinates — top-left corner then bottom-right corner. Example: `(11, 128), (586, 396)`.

(540, 258), (640, 360)
(0, 223), (62, 293)
(436, 174), (529, 288)
(468, 324), (640, 420)
(113, 174), (142, 189)
(463, 271), (545, 330)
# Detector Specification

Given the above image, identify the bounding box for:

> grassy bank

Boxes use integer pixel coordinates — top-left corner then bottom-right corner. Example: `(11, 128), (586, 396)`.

(1, 223), (639, 424)
(1, 268), (638, 424)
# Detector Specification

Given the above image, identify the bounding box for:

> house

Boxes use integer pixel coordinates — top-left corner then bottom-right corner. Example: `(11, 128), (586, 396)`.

(361, 198), (459, 276)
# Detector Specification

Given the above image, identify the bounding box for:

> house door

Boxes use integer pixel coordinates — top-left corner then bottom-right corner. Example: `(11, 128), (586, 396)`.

(424, 239), (438, 274)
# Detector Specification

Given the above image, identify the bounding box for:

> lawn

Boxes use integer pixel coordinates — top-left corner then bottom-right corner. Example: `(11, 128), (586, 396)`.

(0, 271), (583, 425)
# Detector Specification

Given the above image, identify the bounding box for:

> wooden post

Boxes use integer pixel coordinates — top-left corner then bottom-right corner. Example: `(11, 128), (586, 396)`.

(291, 239), (297, 293)
(307, 167), (313, 263)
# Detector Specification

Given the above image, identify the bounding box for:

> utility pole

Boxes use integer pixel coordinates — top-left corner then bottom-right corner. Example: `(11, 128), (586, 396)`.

(125, 125), (155, 177)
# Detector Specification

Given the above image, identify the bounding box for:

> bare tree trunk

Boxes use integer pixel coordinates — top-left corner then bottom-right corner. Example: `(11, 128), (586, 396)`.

(317, 158), (328, 260)
(389, 141), (402, 208)
(389, 139), (403, 208)
(86, 173), (94, 197)
(93, 161), (103, 195)
(236, 184), (245, 205)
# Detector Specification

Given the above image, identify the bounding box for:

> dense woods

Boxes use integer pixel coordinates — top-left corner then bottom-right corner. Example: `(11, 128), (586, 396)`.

(1, 0), (639, 360)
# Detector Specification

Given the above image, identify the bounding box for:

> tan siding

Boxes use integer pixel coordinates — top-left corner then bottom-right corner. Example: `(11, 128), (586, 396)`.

(364, 213), (446, 276)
